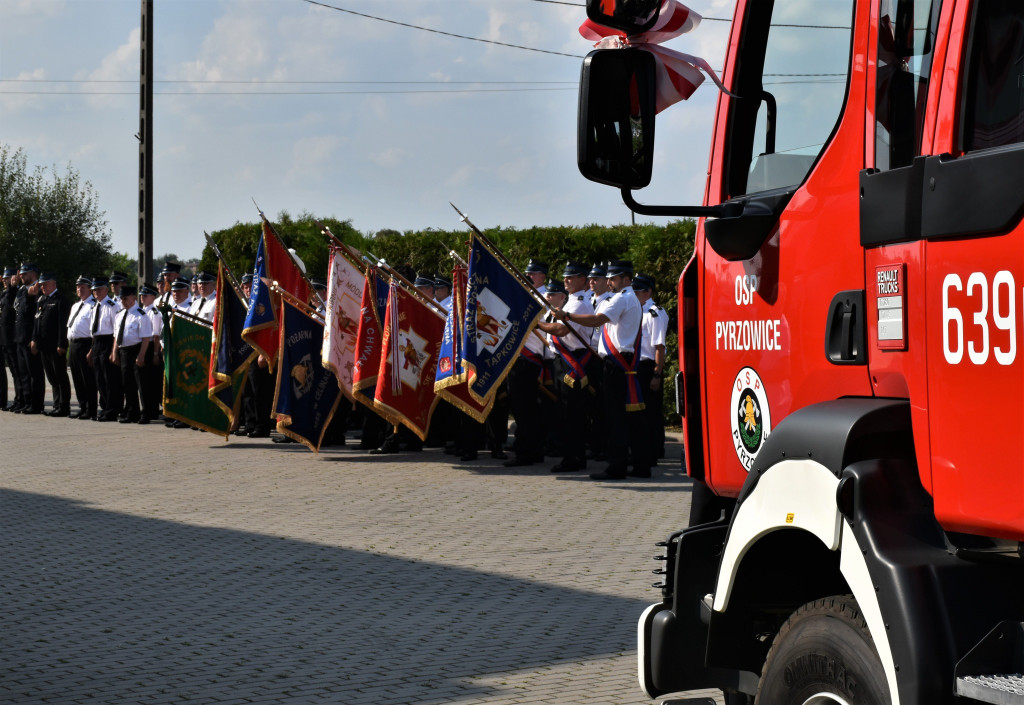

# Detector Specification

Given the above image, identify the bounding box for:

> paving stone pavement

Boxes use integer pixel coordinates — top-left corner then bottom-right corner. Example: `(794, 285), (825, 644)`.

(0, 400), (726, 705)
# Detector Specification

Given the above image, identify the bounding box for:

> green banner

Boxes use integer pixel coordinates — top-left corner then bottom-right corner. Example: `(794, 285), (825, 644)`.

(162, 310), (231, 437)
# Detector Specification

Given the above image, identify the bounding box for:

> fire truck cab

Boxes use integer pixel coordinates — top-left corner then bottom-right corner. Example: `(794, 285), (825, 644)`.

(579, 0), (1024, 703)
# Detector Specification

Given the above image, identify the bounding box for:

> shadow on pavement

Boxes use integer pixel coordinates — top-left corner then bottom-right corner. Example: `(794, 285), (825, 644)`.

(0, 489), (651, 704)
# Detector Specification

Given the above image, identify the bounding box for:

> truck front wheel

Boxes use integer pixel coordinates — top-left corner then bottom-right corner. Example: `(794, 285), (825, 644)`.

(754, 595), (891, 705)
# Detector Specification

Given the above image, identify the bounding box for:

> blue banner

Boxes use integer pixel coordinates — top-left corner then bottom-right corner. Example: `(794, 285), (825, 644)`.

(462, 234), (544, 405)
(273, 299), (342, 452)
(210, 271), (255, 423)
(241, 234), (277, 361)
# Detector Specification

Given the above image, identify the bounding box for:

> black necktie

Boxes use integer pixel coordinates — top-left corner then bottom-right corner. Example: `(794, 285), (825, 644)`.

(70, 301), (83, 328)
(195, 297), (205, 315)
(92, 302), (102, 335)
(116, 311), (127, 345)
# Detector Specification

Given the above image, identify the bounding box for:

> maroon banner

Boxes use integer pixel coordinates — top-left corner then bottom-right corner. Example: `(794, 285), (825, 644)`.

(373, 282), (445, 440)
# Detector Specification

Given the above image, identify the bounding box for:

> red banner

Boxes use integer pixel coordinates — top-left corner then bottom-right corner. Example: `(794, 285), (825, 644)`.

(351, 270), (383, 407)
(244, 220), (312, 364)
(373, 282), (445, 440)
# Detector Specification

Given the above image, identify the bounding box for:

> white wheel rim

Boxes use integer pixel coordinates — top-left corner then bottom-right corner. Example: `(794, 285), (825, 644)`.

(801, 694), (852, 705)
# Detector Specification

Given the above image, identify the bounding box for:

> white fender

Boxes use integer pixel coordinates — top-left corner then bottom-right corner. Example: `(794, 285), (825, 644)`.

(710, 459), (901, 705)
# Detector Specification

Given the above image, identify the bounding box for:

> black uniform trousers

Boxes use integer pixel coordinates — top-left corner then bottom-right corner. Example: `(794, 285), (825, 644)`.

(602, 354), (651, 476)
(507, 357), (544, 461)
(553, 354), (589, 465)
(15, 343), (44, 411)
(0, 346), (6, 407)
(637, 359), (665, 460)
(245, 363), (275, 434)
(69, 338), (97, 416)
(3, 344), (23, 408)
(91, 334), (122, 418)
(119, 343), (142, 420)
(585, 356), (607, 459)
(137, 345), (160, 421)
(41, 348), (71, 412)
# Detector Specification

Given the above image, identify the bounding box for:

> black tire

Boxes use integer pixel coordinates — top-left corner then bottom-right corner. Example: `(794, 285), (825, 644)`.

(754, 595), (891, 705)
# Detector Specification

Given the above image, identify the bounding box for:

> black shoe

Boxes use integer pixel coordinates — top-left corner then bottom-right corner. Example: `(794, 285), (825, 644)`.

(49, 408), (71, 418)
(589, 469), (627, 480)
(502, 456), (536, 468)
(234, 427), (251, 437)
(490, 449), (507, 460)
(96, 414), (116, 422)
(369, 441), (398, 455)
(73, 409), (90, 419)
(248, 429), (270, 438)
(272, 436), (295, 444)
(551, 459), (586, 473)
(119, 415), (139, 424)
(628, 468), (652, 478)
(22, 407), (43, 415)
(172, 420), (187, 429)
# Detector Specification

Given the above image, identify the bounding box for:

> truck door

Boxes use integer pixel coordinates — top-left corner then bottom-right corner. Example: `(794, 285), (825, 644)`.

(922, 0), (1024, 540)
(700, 0), (873, 495)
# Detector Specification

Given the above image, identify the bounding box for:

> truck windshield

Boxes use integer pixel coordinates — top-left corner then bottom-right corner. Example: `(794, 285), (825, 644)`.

(727, 0), (854, 196)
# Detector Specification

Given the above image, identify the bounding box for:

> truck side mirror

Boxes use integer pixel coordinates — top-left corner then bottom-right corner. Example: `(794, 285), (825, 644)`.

(577, 48), (657, 189)
(585, 0), (661, 34)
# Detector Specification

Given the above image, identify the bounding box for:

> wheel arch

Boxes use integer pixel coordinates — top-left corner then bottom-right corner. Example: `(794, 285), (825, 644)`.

(705, 398), (915, 700)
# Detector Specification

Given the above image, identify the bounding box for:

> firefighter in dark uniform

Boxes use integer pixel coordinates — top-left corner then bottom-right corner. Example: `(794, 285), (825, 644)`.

(33, 272), (72, 416)
(156, 262), (182, 309)
(0, 267), (16, 411)
(503, 258), (549, 467)
(14, 263), (44, 414)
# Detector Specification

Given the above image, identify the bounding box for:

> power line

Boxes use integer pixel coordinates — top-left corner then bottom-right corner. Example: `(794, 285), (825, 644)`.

(0, 78), (576, 85)
(300, 0), (583, 58)
(0, 87), (578, 96)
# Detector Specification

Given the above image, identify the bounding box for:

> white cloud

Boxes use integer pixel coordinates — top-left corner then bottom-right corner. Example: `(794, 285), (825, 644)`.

(368, 147), (408, 169)
(88, 27), (140, 82)
(2, 0), (65, 20)
(286, 134), (342, 182)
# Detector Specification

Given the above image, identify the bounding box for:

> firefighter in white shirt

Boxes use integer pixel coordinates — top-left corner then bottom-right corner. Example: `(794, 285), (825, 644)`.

(66, 274), (97, 419)
(189, 271), (217, 322)
(111, 286), (151, 424)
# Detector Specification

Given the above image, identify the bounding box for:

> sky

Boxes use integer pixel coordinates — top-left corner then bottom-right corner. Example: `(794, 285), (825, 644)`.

(1, 0), (737, 261)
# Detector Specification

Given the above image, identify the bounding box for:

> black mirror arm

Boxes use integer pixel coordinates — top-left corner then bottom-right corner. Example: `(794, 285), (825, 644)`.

(620, 188), (742, 218)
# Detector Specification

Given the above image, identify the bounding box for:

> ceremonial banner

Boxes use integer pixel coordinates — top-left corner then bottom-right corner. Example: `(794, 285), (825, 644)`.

(435, 264), (493, 422)
(162, 310), (231, 437)
(209, 263), (256, 427)
(273, 298), (341, 452)
(373, 280), (445, 440)
(322, 247), (364, 400)
(242, 220), (312, 364)
(351, 267), (389, 406)
(462, 232), (545, 405)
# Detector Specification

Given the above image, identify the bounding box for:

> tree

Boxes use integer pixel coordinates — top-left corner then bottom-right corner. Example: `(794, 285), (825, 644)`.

(0, 144), (116, 290)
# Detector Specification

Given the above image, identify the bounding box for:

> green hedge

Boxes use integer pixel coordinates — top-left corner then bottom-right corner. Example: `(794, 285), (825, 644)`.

(202, 213), (696, 423)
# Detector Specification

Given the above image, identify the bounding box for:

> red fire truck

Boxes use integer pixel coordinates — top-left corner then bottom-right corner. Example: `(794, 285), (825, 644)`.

(578, 0), (1024, 703)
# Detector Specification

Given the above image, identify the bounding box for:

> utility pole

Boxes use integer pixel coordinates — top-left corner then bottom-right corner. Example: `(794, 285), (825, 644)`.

(138, 0), (154, 286)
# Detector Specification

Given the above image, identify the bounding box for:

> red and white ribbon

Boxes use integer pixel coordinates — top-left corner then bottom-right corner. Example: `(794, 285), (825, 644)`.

(579, 0), (731, 113)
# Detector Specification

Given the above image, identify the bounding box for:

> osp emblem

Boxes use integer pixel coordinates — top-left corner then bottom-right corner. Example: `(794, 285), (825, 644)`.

(730, 367), (771, 471)
(291, 354), (314, 399)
